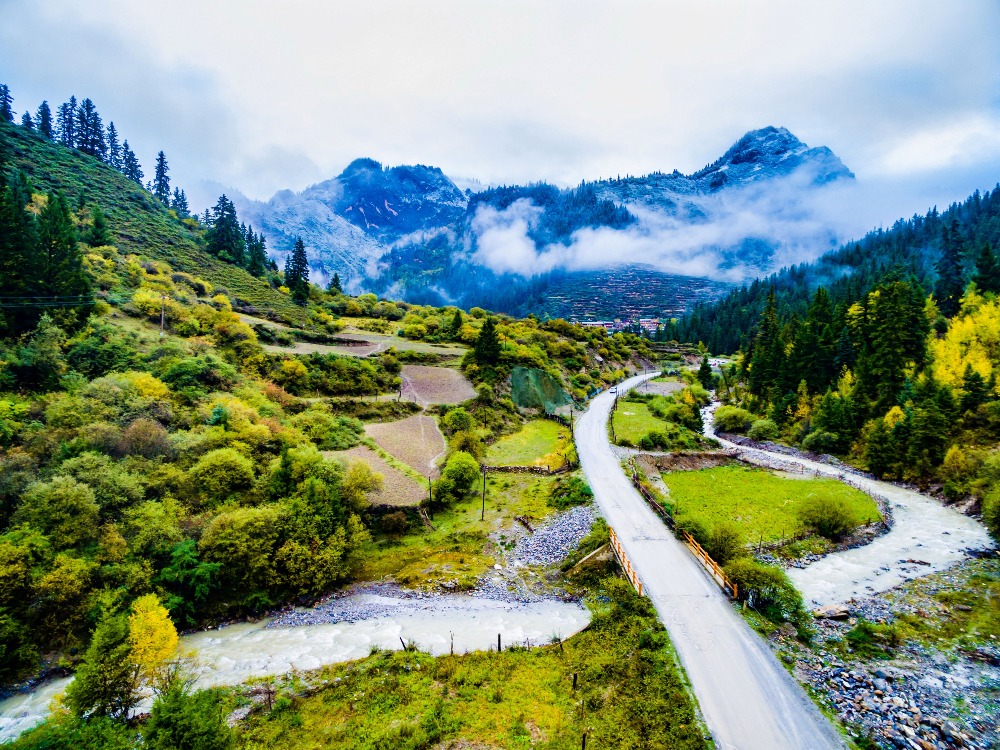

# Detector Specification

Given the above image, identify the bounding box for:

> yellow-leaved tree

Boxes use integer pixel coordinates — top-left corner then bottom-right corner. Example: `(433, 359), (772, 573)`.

(128, 593), (179, 684)
(929, 287), (1000, 387)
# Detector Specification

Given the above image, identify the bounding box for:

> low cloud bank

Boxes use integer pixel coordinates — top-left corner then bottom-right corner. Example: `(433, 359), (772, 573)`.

(469, 169), (931, 281)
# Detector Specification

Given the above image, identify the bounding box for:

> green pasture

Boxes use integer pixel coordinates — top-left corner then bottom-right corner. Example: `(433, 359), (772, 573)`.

(662, 465), (881, 544)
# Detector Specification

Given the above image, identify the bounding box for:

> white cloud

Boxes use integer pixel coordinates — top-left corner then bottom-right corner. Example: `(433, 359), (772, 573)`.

(1, 0), (999, 224)
(877, 115), (1000, 176)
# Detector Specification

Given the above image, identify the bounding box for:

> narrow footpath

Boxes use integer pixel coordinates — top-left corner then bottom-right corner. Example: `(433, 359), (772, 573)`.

(576, 375), (846, 750)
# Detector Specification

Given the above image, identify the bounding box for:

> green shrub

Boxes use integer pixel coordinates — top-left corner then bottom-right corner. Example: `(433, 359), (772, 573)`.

(144, 682), (235, 750)
(724, 558), (809, 635)
(713, 405), (754, 433)
(188, 448), (255, 506)
(843, 619), (902, 659)
(802, 430), (841, 454)
(434, 451), (480, 504)
(14, 476), (99, 549)
(798, 494), (854, 541)
(705, 521), (745, 565)
(747, 419), (779, 441)
(548, 475), (593, 509)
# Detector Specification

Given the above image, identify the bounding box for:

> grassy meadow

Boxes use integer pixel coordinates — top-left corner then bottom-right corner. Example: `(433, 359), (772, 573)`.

(611, 402), (666, 445)
(662, 465), (881, 544)
(486, 420), (571, 468)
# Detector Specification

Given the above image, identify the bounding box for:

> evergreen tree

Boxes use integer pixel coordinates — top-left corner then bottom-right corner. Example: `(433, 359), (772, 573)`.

(171, 187), (189, 217)
(747, 290), (783, 397)
(284, 238), (310, 304)
(121, 141), (143, 184)
(144, 680), (236, 750)
(935, 219), (964, 317)
(449, 308), (463, 336)
(206, 195), (245, 264)
(153, 151), (170, 204)
(697, 355), (713, 389)
(105, 122), (122, 170)
(64, 614), (139, 719)
(57, 95), (77, 147)
(0, 171), (40, 332)
(474, 318), (502, 364)
(0, 84), (13, 122)
(972, 242), (1000, 295)
(35, 101), (52, 139)
(327, 272), (343, 294)
(86, 205), (111, 247)
(20, 112), (33, 130)
(75, 98), (106, 158)
(960, 364), (990, 413)
(246, 229), (268, 277)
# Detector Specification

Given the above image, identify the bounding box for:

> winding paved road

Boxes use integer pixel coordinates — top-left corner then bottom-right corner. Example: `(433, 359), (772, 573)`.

(576, 375), (846, 750)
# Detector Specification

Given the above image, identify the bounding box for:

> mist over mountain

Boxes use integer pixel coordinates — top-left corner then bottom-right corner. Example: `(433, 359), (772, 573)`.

(226, 126), (854, 315)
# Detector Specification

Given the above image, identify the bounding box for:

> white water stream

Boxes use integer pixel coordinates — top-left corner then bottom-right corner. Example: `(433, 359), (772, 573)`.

(704, 404), (995, 607)
(0, 592), (589, 743)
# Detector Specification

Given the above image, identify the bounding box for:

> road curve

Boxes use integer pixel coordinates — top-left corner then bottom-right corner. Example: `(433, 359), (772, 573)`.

(576, 375), (846, 750)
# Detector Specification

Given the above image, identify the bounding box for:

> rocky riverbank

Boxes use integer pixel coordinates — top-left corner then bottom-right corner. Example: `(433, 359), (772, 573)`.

(269, 504), (599, 628)
(772, 558), (1000, 749)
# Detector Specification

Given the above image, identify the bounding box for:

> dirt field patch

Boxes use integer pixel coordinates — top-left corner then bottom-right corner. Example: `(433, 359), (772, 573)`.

(641, 378), (686, 397)
(323, 445), (427, 507)
(366, 414), (447, 478)
(400, 365), (477, 405)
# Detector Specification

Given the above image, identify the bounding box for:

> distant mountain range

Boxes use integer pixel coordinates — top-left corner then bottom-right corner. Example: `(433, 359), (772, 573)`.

(230, 126), (854, 318)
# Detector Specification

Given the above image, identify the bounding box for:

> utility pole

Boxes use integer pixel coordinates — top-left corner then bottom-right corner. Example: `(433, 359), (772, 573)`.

(159, 294), (167, 337)
(481, 466), (487, 521)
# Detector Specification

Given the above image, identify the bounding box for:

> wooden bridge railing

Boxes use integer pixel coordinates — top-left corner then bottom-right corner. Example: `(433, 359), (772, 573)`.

(608, 526), (644, 597)
(628, 466), (739, 600)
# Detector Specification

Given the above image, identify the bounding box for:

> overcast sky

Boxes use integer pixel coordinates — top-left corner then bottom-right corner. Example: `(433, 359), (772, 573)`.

(3, 0), (1000, 223)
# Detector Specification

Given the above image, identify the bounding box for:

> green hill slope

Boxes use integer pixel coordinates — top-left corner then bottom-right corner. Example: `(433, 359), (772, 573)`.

(0, 122), (306, 324)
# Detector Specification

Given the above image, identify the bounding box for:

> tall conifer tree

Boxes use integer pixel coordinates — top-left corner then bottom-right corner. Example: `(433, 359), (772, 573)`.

(284, 238), (310, 305)
(35, 101), (52, 139)
(121, 141), (143, 184)
(105, 122), (122, 170)
(153, 151), (170, 204)
(0, 84), (13, 122)
(474, 318), (502, 364)
(972, 243), (1000, 295)
(935, 219), (964, 317)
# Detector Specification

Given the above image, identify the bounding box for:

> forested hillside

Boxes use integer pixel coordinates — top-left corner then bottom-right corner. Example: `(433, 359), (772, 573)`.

(671, 184), (1000, 352)
(687, 180), (1000, 544)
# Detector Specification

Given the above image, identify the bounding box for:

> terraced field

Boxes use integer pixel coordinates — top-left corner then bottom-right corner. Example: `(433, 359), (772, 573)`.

(365, 414), (447, 478)
(324, 445), (427, 507)
(400, 365), (477, 405)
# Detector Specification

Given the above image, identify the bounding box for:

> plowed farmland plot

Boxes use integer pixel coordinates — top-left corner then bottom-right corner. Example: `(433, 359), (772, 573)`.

(400, 365), (477, 405)
(365, 414), (447, 478)
(323, 446), (426, 507)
